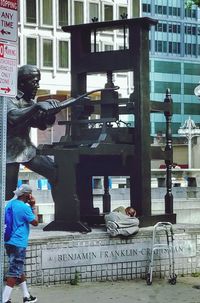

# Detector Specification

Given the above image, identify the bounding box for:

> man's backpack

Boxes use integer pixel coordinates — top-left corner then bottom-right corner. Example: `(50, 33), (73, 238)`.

(4, 204), (13, 242)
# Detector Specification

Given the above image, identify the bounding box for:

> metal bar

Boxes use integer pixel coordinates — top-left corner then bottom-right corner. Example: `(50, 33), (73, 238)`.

(0, 97), (7, 303)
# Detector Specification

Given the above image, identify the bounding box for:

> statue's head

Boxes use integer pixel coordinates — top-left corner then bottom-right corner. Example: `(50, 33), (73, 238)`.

(18, 65), (41, 101)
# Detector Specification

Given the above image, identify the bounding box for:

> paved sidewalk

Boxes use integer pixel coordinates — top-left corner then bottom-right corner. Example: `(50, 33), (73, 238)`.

(11, 276), (200, 303)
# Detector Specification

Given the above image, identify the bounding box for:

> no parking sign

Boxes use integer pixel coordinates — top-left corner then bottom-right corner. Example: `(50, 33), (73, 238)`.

(0, 0), (18, 97)
(0, 42), (17, 96)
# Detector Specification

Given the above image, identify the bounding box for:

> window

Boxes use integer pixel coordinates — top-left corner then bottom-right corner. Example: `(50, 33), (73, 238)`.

(27, 37), (37, 65)
(155, 40), (167, 53)
(154, 81), (181, 94)
(168, 6), (180, 17)
(156, 22), (167, 32)
(58, 41), (69, 69)
(169, 42), (180, 54)
(118, 6), (127, 19)
(185, 25), (197, 35)
(168, 23), (180, 33)
(184, 63), (200, 75)
(172, 103), (181, 114)
(74, 1), (84, 25)
(184, 103), (200, 114)
(118, 45), (127, 50)
(26, 0), (36, 23)
(59, 0), (68, 27)
(185, 43), (197, 56)
(104, 44), (113, 51)
(185, 8), (197, 19)
(154, 61), (181, 74)
(42, 0), (53, 26)
(184, 83), (197, 95)
(104, 4), (113, 21)
(89, 2), (99, 22)
(155, 5), (167, 15)
(142, 4), (151, 13)
(42, 39), (53, 67)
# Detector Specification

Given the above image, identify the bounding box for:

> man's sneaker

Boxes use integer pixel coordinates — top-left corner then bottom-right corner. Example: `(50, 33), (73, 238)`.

(23, 295), (37, 303)
(5, 300), (11, 303)
(106, 221), (119, 237)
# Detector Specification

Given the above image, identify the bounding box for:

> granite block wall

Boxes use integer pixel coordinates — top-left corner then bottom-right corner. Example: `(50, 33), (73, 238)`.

(4, 225), (200, 286)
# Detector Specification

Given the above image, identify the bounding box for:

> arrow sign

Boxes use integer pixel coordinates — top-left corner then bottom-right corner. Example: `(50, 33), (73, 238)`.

(0, 87), (11, 93)
(0, 29), (11, 35)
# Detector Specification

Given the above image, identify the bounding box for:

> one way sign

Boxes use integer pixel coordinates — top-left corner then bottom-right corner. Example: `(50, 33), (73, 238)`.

(0, 0), (18, 42)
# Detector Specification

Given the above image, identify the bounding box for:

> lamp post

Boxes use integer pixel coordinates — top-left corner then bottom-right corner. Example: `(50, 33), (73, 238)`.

(178, 116), (200, 168)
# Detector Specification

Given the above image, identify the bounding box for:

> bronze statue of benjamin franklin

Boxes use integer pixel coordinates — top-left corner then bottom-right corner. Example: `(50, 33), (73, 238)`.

(6, 65), (60, 200)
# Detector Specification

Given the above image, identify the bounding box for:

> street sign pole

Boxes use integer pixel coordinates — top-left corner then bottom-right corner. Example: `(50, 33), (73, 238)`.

(0, 1), (18, 302)
(0, 97), (7, 303)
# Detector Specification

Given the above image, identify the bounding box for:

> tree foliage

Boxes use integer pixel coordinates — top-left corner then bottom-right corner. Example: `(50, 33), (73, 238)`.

(186, 0), (200, 8)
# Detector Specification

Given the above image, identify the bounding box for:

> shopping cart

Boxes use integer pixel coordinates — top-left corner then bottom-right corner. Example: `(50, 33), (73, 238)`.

(146, 222), (177, 285)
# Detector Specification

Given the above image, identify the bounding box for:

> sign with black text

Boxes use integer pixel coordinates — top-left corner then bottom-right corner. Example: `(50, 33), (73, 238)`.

(0, 0), (18, 97)
(0, 0), (18, 42)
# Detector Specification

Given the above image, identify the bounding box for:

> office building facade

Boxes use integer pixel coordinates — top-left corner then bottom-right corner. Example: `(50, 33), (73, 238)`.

(142, 0), (200, 138)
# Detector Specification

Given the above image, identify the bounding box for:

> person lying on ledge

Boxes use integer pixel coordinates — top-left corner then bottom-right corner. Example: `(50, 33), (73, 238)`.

(104, 206), (139, 237)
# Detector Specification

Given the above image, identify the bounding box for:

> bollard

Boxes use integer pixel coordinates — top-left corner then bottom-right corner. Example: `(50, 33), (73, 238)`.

(187, 177), (197, 198)
(157, 177), (165, 187)
(187, 177), (197, 187)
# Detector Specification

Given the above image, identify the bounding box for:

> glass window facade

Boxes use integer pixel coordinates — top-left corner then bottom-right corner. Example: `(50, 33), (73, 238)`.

(27, 37), (37, 65)
(118, 6), (127, 19)
(43, 39), (53, 67)
(42, 0), (53, 26)
(184, 83), (197, 95)
(58, 41), (69, 69)
(143, 0), (200, 136)
(26, 0), (36, 23)
(104, 4), (113, 21)
(154, 81), (181, 94)
(89, 2), (99, 22)
(154, 61), (181, 74)
(173, 103), (181, 114)
(184, 63), (200, 75)
(59, 0), (68, 26)
(74, 1), (84, 24)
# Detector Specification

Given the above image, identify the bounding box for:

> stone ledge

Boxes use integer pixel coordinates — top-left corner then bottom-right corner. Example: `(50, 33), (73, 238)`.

(4, 223), (200, 286)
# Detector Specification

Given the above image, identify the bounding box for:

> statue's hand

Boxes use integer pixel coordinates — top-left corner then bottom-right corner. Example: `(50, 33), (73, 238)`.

(36, 99), (60, 112)
(30, 111), (56, 129)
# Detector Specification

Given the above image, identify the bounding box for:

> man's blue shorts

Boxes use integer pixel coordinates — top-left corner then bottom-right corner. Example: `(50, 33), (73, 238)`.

(5, 244), (26, 278)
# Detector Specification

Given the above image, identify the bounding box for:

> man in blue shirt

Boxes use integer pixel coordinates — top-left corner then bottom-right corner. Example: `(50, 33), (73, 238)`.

(3, 184), (38, 303)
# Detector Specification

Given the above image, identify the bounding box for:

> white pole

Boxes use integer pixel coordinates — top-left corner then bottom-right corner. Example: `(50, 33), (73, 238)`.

(188, 136), (192, 169)
(178, 117), (200, 169)
(188, 118), (192, 169)
(0, 97), (7, 303)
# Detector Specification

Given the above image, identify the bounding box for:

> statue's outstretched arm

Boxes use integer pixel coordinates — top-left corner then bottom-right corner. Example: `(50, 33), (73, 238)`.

(7, 100), (60, 128)
(8, 103), (40, 126)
